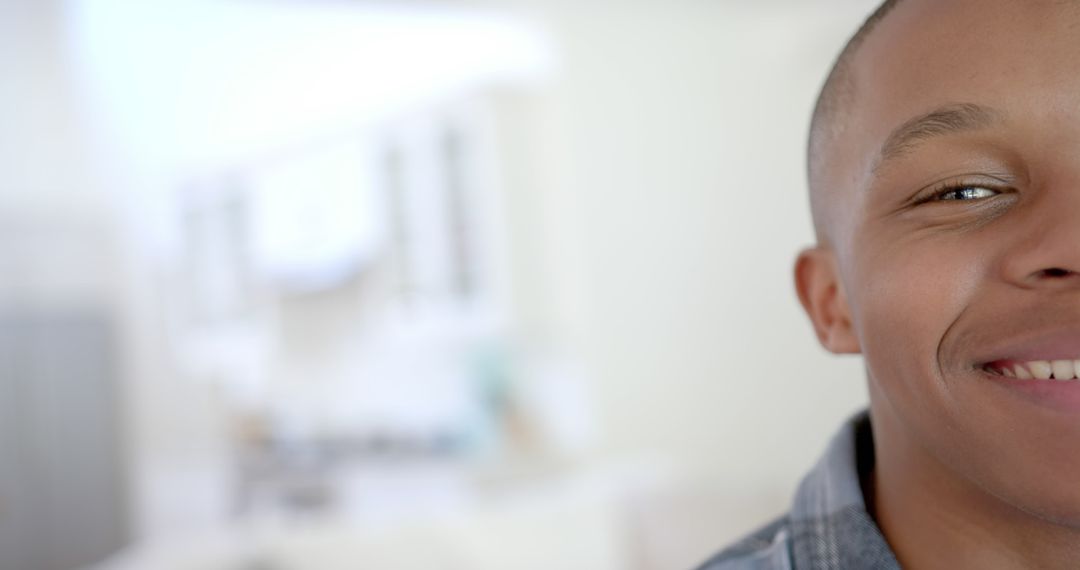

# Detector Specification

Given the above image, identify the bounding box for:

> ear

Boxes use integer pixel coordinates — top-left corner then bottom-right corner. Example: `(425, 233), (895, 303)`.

(794, 247), (861, 354)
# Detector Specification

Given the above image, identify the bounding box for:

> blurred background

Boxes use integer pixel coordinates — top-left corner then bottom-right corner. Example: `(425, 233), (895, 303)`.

(1, 1), (880, 569)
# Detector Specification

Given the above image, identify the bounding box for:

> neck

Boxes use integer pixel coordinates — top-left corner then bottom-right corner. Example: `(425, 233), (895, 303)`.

(870, 401), (1080, 570)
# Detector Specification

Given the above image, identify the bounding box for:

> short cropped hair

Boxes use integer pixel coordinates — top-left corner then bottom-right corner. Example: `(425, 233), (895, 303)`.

(807, 0), (904, 242)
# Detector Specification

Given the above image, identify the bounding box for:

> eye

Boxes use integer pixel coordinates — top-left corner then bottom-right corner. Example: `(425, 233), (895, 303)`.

(932, 185), (999, 201)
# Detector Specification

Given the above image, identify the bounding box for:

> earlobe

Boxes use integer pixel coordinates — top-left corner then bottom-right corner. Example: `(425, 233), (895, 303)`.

(794, 247), (861, 354)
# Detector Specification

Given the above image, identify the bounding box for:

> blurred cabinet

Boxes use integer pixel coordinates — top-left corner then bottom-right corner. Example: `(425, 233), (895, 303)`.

(0, 313), (127, 570)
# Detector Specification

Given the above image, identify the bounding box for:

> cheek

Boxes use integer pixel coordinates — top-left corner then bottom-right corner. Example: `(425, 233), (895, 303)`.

(848, 235), (984, 390)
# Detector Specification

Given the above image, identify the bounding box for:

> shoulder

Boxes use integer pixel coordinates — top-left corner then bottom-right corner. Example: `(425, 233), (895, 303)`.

(693, 515), (793, 570)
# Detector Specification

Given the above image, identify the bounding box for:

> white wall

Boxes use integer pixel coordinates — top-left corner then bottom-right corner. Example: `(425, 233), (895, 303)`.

(511, 2), (881, 501)
(0, 0), (118, 289)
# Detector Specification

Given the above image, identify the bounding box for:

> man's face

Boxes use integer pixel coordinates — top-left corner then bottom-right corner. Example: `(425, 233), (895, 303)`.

(820, 0), (1080, 522)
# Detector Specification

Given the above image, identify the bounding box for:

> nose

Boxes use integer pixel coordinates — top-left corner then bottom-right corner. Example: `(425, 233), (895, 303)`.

(1000, 185), (1080, 289)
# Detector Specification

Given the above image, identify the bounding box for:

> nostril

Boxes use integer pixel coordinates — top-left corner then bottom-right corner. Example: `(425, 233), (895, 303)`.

(1042, 267), (1073, 278)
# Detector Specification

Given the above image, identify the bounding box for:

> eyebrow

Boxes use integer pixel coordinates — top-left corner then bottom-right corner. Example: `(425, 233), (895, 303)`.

(874, 102), (1002, 171)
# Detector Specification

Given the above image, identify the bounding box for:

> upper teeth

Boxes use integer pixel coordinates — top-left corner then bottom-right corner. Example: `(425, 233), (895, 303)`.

(994, 360), (1080, 381)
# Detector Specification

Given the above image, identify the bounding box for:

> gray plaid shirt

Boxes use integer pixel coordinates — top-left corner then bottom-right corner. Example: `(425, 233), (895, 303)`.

(695, 412), (901, 570)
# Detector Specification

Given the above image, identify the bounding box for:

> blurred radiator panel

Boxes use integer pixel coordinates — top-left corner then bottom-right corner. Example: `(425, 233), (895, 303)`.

(0, 312), (127, 570)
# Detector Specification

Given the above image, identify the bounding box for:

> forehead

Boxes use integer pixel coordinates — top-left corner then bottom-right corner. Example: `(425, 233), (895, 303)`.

(846, 0), (1080, 177)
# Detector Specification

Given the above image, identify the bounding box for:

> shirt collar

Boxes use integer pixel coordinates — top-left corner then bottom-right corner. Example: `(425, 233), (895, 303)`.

(791, 411), (876, 520)
(787, 411), (901, 569)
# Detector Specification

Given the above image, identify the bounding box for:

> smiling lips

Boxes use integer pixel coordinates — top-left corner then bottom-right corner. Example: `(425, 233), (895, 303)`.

(986, 359), (1080, 381)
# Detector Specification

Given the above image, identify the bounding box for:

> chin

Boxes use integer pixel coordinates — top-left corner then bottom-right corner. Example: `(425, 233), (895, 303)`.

(1013, 495), (1080, 531)
(955, 437), (1080, 531)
